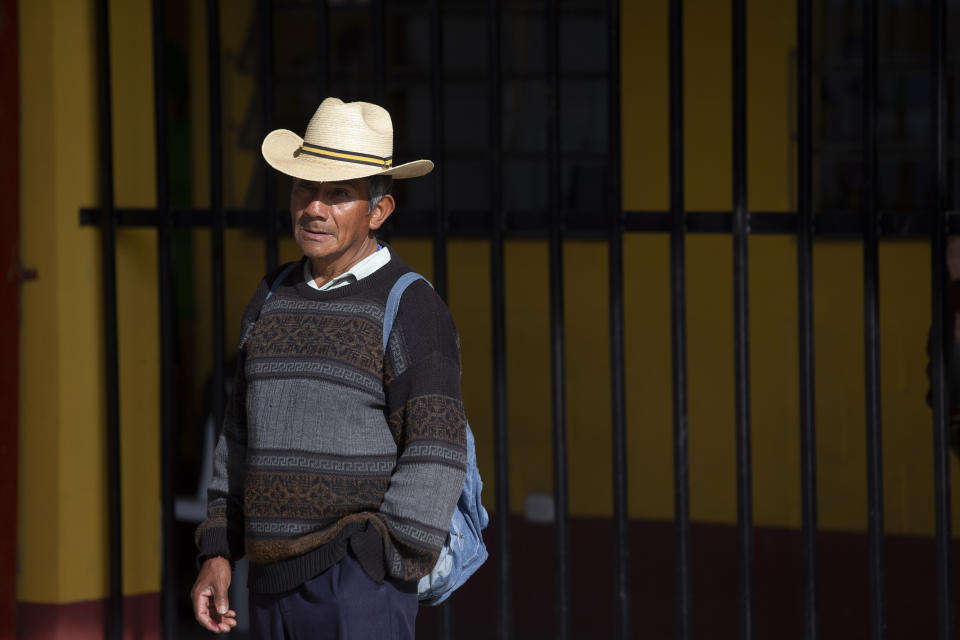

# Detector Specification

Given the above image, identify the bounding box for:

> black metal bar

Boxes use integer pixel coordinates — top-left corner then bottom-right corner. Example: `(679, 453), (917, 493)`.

(731, 0), (754, 637)
(931, 0), (954, 637)
(546, 0), (570, 637)
(669, 1), (692, 638)
(431, 0), (448, 302)
(151, 1), (177, 637)
(207, 0), (227, 518)
(861, 2), (886, 638)
(487, 1), (511, 637)
(258, 0), (278, 271)
(82, 207), (960, 238)
(314, 0), (328, 97)
(372, 0), (385, 104)
(797, 0), (819, 637)
(429, 2), (451, 635)
(96, 0), (122, 638)
(607, 0), (629, 637)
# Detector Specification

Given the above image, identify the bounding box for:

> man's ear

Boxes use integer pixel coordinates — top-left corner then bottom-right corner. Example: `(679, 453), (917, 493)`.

(367, 194), (396, 231)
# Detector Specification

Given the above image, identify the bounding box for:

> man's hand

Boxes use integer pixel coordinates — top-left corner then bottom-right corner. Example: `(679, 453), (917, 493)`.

(191, 556), (238, 633)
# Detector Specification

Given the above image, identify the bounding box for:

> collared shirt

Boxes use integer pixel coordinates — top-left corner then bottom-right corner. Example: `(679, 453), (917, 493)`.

(304, 245), (391, 291)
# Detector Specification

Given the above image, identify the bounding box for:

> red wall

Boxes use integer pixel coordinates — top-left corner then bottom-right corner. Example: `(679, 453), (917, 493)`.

(417, 516), (960, 640)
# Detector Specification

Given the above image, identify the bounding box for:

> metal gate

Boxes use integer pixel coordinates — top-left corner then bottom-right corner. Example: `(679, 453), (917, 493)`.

(84, 0), (955, 638)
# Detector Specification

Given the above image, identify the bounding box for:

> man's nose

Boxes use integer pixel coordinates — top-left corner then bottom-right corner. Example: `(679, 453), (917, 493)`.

(305, 196), (329, 218)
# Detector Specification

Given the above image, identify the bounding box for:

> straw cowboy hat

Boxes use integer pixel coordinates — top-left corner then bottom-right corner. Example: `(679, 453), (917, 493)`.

(261, 97), (434, 182)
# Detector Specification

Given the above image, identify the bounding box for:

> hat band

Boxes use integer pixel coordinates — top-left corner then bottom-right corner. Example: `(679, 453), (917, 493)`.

(299, 142), (393, 169)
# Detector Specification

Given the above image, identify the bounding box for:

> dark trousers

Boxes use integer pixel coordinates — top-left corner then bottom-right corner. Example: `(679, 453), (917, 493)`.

(249, 554), (418, 640)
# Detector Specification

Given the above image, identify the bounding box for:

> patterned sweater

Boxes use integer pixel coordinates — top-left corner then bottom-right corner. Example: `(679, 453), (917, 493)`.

(196, 253), (467, 593)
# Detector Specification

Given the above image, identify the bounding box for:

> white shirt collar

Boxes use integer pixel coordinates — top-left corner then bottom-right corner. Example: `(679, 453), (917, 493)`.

(304, 245), (391, 291)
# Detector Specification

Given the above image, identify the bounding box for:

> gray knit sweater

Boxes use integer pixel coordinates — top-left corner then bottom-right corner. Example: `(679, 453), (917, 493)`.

(196, 253), (467, 593)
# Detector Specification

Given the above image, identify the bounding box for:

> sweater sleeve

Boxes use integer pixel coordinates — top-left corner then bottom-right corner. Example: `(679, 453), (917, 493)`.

(378, 280), (468, 581)
(194, 277), (272, 562)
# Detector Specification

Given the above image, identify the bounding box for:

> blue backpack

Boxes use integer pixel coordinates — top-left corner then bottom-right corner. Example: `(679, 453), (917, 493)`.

(383, 272), (490, 606)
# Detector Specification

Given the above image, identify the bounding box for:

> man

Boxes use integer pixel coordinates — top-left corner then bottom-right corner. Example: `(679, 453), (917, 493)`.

(191, 97), (468, 639)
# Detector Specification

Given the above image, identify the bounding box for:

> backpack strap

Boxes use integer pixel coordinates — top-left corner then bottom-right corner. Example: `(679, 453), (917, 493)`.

(266, 261), (300, 302)
(239, 261), (300, 349)
(382, 272), (432, 351)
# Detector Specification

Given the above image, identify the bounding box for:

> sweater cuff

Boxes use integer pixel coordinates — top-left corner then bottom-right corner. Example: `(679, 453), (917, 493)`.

(195, 526), (242, 569)
(195, 554), (236, 572)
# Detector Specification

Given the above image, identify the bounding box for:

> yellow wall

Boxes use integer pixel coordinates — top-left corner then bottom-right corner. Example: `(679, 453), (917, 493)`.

(18, 0), (161, 604)
(19, 0), (74, 603)
(19, 0), (105, 602)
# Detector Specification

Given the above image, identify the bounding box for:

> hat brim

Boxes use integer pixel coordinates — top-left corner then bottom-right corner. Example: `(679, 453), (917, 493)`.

(261, 129), (434, 182)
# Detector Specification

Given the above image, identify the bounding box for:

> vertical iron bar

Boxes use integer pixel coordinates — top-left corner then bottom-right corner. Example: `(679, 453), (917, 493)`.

(861, 2), (886, 637)
(207, 0), (226, 500)
(258, 0), (278, 271)
(607, 0), (630, 637)
(431, 0), (448, 302)
(372, 0), (385, 105)
(430, 2), (451, 635)
(315, 0), (328, 98)
(151, 0), (177, 637)
(96, 0), (122, 637)
(669, 0), (692, 638)
(930, 0), (954, 637)
(797, 0), (820, 637)
(546, 0), (570, 637)
(731, 0), (755, 637)
(487, 0), (512, 637)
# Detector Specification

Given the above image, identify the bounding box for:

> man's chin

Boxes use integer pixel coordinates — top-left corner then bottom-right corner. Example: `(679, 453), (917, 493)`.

(302, 249), (342, 267)
(297, 237), (336, 256)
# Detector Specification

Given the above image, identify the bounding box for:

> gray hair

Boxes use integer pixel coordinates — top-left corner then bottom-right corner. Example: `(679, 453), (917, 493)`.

(365, 175), (393, 214)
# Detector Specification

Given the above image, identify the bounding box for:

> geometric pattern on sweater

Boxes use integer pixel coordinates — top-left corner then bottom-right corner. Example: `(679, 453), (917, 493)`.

(389, 394), (467, 453)
(382, 513), (448, 549)
(246, 449), (396, 475)
(400, 441), (467, 468)
(196, 253), (468, 593)
(246, 359), (382, 395)
(247, 315), (383, 371)
(246, 516), (342, 537)
(263, 297), (385, 321)
(243, 467), (391, 519)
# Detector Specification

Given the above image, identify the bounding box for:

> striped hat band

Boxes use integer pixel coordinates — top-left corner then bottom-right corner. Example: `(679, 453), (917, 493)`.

(299, 142), (393, 169)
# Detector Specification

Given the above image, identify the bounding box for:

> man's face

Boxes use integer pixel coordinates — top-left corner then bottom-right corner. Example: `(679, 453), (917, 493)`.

(289, 177), (379, 269)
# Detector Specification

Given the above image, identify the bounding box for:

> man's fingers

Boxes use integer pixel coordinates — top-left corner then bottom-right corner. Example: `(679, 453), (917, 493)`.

(214, 578), (231, 615)
(211, 606), (237, 633)
(193, 590), (221, 632)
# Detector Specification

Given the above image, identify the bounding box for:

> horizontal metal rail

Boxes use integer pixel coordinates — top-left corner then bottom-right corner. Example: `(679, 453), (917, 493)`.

(79, 207), (960, 238)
